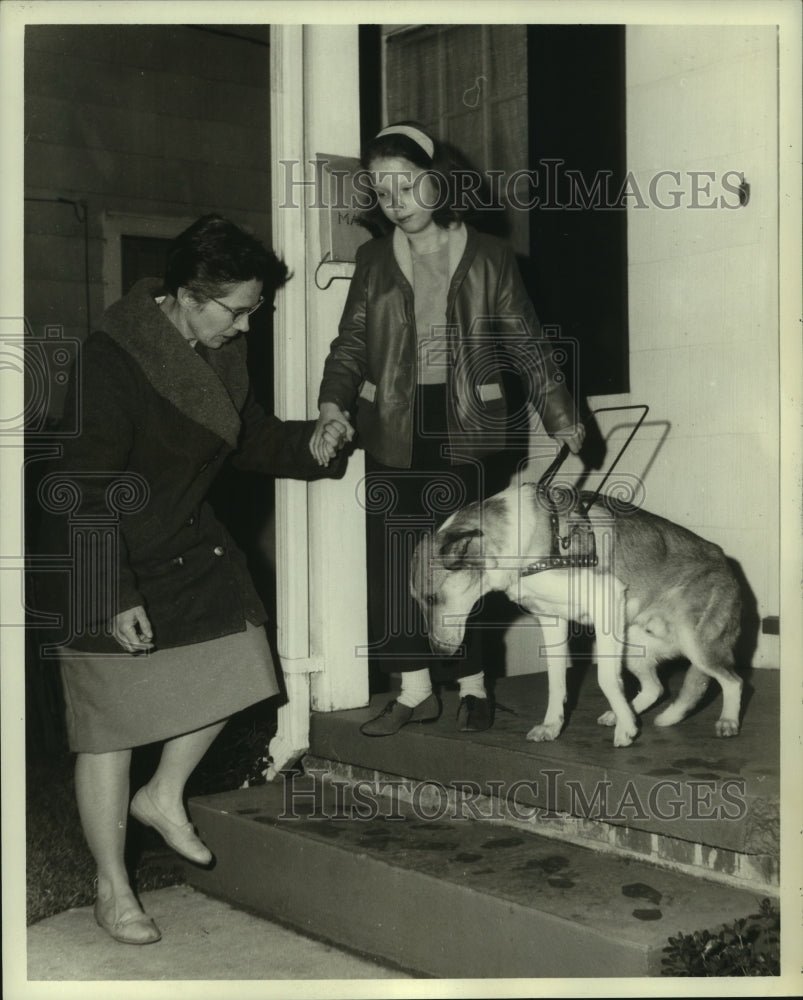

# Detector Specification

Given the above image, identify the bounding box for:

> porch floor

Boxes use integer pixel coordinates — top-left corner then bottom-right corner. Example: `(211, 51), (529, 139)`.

(307, 666), (779, 864)
(184, 668), (779, 978)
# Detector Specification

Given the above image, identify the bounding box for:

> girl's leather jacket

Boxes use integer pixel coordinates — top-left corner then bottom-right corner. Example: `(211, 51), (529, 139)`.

(318, 223), (580, 468)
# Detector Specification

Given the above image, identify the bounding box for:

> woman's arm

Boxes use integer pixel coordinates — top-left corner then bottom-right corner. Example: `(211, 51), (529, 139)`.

(233, 386), (350, 478)
(308, 244), (372, 464)
(316, 244), (370, 414)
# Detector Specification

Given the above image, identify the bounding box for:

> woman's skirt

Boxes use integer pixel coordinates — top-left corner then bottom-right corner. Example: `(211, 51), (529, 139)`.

(59, 621), (278, 753)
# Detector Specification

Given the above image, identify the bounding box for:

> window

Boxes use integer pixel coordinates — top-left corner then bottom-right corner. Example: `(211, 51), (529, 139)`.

(120, 235), (173, 296)
(101, 212), (195, 308)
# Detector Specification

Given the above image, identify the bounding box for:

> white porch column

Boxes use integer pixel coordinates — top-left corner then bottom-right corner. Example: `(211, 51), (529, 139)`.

(301, 26), (369, 714)
(268, 25), (368, 775)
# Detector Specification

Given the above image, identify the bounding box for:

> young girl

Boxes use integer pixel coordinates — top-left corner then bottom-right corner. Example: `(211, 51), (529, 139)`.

(311, 122), (584, 736)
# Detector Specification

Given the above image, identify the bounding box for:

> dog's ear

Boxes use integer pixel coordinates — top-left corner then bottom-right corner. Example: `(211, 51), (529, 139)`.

(439, 528), (489, 570)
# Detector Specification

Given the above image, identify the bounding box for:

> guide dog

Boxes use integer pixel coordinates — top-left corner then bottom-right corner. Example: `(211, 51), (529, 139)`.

(411, 482), (743, 747)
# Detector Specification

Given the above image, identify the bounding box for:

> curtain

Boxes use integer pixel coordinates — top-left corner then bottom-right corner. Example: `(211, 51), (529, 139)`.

(385, 24), (529, 256)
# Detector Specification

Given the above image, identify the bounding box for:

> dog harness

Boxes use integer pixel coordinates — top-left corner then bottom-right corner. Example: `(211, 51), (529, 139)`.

(520, 486), (599, 578)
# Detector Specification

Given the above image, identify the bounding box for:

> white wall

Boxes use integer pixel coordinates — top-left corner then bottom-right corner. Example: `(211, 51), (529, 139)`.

(627, 25), (778, 668)
(509, 25), (780, 673)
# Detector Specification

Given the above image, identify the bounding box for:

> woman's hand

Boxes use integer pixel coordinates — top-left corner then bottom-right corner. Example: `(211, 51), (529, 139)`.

(111, 605), (155, 654)
(551, 421), (586, 455)
(310, 403), (354, 466)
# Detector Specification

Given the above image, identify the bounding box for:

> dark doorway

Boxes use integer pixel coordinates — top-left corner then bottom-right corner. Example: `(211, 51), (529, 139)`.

(527, 25), (628, 398)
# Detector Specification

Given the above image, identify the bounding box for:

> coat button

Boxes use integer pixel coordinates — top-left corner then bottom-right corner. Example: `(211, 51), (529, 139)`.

(213, 546), (225, 556)
(172, 556), (185, 567)
(186, 515), (195, 526)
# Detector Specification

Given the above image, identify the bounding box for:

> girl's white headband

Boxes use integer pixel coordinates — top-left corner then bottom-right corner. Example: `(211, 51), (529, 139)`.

(375, 125), (435, 159)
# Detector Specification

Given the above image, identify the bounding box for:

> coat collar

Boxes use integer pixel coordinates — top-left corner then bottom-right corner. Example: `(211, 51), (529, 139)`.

(100, 278), (247, 448)
(391, 222), (470, 289)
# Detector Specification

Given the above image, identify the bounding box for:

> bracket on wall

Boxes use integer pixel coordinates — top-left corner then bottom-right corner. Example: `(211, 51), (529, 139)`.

(314, 252), (356, 290)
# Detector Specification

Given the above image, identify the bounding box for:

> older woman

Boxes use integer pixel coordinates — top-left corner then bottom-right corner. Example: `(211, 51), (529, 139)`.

(39, 215), (350, 945)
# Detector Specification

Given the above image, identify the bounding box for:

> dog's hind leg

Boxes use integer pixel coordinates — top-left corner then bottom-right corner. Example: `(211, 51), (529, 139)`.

(654, 630), (742, 736)
(655, 573), (742, 735)
(526, 618), (570, 742)
(712, 663), (743, 737)
(594, 576), (639, 747)
(655, 626), (742, 736)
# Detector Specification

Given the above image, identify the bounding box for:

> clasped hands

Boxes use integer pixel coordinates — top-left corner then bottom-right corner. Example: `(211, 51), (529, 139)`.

(309, 402), (355, 466)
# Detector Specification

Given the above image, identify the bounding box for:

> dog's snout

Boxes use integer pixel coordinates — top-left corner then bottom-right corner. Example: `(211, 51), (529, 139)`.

(429, 636), (459, 656)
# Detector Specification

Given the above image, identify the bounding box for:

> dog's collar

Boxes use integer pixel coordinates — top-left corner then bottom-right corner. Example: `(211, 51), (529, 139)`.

(520, 487), (599, 578)
(520, 552), (599, 576)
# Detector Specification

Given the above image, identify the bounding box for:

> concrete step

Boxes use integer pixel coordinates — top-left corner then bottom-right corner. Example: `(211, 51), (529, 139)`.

(185, 776), (768, 979)
(307, 668), (780, 891)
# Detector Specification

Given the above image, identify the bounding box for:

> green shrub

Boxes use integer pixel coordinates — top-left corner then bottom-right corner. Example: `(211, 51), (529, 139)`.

(188, 707), (277, 793)
(661, 898), (780, 976)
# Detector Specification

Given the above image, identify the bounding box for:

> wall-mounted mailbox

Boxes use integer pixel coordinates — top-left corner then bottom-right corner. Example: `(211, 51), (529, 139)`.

(316, 154), (373, 265)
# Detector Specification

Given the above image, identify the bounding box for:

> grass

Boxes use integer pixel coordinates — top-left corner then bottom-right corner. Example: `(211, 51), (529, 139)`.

(26, 702), (277, 926)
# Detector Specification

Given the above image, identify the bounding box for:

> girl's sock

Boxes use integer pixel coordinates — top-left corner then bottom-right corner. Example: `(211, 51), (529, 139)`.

(397, 668), (434, 708)
(457, 672), (487, 700)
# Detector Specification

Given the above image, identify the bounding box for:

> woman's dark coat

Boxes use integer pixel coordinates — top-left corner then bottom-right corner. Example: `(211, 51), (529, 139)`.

(36, 278), (338, 654)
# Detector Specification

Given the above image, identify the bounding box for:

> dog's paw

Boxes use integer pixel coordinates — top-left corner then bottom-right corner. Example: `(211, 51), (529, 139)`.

(597, 710), (616, 727)
(526, 722), (562, 742)
(613, 724), (638, 748)
(715, 718), (740, 738)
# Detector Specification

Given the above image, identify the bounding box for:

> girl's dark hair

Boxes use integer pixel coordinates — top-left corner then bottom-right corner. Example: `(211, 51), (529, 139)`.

(360, 121), (469, 230)
(164, 214), (290, 299)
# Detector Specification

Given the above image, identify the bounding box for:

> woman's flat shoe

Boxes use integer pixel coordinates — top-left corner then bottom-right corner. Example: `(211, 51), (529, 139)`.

(360, 693), (441, 736)
(130, 786), (213, 866)
(94, 894), (161, 945)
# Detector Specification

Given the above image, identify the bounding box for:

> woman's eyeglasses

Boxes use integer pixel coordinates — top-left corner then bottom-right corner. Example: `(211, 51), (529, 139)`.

(208, 295), (265, 320)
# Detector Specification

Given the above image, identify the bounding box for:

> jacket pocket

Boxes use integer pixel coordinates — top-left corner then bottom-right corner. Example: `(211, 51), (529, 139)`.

(359, 379), (377, 404)
(454, 379), (507, 433)
(477, 382), (503, 403)
(136, 552), (190, 579)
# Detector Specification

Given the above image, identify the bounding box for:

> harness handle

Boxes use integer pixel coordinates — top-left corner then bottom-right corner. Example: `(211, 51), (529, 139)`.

(536, 442), (569, 491)
(536, 404), (650, 511)
(582, 404), (649, 513)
